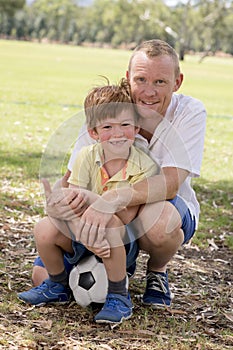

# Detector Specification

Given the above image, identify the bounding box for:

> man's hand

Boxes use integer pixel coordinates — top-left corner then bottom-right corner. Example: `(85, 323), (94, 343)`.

(74, 204), (113, 248)
(42, 178), (89, 220)
(66, 204), (112, 258)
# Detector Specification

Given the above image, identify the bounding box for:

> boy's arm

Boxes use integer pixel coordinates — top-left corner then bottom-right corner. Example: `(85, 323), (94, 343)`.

(116, 206), (139, 225)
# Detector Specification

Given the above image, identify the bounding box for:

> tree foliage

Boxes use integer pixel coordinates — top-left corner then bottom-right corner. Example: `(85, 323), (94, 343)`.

(0, 0), (25, 16)
(0, 0), (233, 56)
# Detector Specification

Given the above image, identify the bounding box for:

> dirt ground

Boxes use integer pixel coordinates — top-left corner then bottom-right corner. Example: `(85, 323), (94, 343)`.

(0, 212), (232, 349)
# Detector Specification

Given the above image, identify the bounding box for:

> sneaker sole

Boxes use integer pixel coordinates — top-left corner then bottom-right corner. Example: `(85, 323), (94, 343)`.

(95, 313), (132, 326)
(18, 296), (71, 307)
(142, 300), (171, 309)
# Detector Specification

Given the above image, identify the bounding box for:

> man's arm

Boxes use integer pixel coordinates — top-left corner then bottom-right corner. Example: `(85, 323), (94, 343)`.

(92, 167), (189, 214)
(74, 167), (189, 245)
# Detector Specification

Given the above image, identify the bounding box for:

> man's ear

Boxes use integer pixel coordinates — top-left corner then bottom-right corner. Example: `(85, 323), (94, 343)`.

(174, 73), (184, 92)
(88, 128), (99, 140)
(126, 70), (129, 80)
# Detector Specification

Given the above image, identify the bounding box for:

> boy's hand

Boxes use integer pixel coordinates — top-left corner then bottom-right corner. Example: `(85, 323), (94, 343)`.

(86, 241), (110, 259)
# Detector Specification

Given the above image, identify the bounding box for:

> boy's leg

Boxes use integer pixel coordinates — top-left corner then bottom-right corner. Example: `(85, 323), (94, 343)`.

(18, 217), (74, 305)
(32, 255), (74, 287)
(94, 216), (133, 324)
(34, 217), (73, 276)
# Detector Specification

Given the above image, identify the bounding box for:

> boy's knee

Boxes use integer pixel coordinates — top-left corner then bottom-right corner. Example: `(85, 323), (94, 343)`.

(34, 217), (58, 242)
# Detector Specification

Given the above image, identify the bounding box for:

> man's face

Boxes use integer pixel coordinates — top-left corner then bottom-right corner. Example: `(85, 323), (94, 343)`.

(127, 52), (183, 118)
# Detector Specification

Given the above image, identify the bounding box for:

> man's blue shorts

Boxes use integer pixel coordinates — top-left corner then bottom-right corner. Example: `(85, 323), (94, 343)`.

(34, 195), (195, 272)
(168, 195), (196, 244)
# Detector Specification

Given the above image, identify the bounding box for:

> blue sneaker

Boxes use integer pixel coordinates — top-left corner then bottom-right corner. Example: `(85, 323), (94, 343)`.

(18, 279), (71, 306)
(127, 262), (136, 278)
(94, 293), (133, 324)
(142, 271), (171, 308)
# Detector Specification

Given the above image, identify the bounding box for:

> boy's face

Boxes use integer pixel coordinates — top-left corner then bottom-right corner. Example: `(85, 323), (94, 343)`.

(88, 110), (139, 159)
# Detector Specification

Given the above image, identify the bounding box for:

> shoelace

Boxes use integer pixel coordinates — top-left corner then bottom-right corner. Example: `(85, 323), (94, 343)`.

(104, 296), (120, 310)
(32, 279), (59, 293)
(32, 280), (51, 292)
(146, 272), (168, 294)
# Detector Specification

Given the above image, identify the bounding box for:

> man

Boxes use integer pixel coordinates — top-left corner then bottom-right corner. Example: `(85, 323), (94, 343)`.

(22, 39), (206, 313)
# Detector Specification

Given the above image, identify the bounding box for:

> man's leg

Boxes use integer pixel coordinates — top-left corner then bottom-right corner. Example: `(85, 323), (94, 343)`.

(32, 265), (49, 287)
(139, 201), (183, 308)
(137, 201), (183, 272)
(134, 198), (195, 308)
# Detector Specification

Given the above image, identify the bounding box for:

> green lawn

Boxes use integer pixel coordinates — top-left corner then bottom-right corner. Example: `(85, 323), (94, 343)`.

(1, 40), (233, 240)
(0, 40), (232, 349)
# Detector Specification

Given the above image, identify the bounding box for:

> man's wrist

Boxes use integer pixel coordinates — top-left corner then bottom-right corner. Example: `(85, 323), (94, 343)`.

(91, 187), (133, 214)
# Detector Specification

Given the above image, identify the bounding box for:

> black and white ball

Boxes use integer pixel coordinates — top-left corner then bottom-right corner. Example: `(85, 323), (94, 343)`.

(69, 255), (108, 307)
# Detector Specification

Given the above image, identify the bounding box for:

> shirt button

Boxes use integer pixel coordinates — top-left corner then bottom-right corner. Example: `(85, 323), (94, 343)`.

(103, 186), (108, 191)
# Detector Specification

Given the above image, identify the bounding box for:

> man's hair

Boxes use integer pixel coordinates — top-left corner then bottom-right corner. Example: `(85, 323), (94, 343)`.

(84, 78), (137, 129)
(128, 39), (180, 77)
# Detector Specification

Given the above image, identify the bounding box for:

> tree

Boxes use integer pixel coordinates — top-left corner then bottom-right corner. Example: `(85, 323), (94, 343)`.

(0, 0), (25, 16)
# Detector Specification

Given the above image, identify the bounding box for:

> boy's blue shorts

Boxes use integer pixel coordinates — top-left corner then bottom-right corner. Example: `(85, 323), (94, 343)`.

(34, 195), (195, 273)
(34, 226), (139, 277)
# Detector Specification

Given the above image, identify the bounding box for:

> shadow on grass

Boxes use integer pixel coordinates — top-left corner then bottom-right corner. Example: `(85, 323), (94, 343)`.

(0, 149), (43, 180)
(193, 177), (233, 248)
(0, 147), (70, 182)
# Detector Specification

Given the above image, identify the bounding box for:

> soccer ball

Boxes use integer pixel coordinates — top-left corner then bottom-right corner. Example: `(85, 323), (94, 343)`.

(69, 255), (108, 307)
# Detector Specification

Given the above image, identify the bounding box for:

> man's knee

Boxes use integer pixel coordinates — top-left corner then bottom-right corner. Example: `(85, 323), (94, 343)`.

(146, 223), (181, 247)
(138, 201), (182, 247)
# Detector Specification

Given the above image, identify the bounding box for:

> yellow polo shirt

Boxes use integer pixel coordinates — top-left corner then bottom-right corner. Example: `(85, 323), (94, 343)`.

(68, 143), (159, 195)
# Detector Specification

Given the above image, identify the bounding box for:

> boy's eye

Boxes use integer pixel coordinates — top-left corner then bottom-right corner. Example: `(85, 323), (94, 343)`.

(121, 123), (131, 127)
(102, 125), (112, 129)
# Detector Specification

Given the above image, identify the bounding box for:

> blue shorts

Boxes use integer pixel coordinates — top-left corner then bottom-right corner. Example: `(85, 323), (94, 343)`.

(168, 195), (196, 244)
(64, 224), (139, 275)
(34, 195), (195, 272)
(34, 226), (139, 277)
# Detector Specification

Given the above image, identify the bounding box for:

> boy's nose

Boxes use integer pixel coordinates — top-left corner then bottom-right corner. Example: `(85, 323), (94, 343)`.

(113, 125), (124, 136)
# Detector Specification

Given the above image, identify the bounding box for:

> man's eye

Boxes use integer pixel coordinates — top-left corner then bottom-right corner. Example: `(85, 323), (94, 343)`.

(136, 77), (145, 83)
(155, 80), (165, 85)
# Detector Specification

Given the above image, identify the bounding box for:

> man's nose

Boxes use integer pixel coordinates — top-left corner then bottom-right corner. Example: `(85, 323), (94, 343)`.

(144, 83), (157, 97)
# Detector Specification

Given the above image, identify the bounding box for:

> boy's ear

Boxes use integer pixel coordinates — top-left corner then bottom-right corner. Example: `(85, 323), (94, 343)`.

(88, 128), (99, 140)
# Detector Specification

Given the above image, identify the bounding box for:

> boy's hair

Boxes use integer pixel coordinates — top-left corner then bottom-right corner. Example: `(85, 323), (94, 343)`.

(128, 39), (180, 78)
(84, 78), (137, 129)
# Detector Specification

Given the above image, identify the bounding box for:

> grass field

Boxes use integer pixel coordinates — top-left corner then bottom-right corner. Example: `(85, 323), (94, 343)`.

(0, 40), (232, 349)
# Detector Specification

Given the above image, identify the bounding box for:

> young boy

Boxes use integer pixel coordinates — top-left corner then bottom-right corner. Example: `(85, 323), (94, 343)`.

(18, 79), (159, 325)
